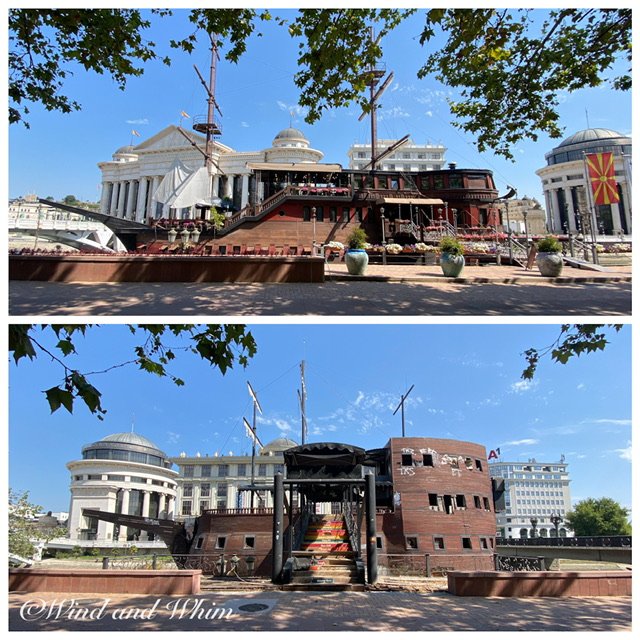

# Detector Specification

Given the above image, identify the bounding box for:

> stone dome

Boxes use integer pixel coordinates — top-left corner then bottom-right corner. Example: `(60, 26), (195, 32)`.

(557, 128), (628, 148)
(545, 127), (631, 166)
(260, 437), (298, 455)
(274, 127), (306, 140)
(272, 127), (310, 148)
(115, 145), (136, 155)
(82, 431), (169, 465)
(100, 432), (162, 450)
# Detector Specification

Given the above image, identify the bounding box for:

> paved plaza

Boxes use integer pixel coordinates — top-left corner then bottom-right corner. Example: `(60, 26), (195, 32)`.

(8, 589), (631, 632)
(9, 264), (632, 316)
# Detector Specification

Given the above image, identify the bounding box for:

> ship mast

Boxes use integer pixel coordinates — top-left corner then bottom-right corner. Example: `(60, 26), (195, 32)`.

(192, 33), (223, 169)
(358, 28), (407, 172)
(298, 361), (308, 445)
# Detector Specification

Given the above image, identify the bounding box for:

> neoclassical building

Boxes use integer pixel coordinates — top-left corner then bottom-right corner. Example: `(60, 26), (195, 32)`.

(170, 437), (298, 517)
(65, 432), (179, 548)
(536, 128), (632, 235)
(347, 138), (446, 172)
(97, 126), (324, 222)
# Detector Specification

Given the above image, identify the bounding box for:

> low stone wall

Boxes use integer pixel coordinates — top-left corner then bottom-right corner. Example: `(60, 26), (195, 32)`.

(447, 570), (631, 597)
(9, 569), (202, 595)
(9, 255), (325, 283)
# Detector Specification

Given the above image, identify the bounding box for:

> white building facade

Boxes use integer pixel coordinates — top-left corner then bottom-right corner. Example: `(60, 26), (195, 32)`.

(347, 138), (446, 172)
(536, 128), (632, 236)
(65, 432), (179, 549)
(170, 438), (297, 517)
(97, 126), (324, 223)
(489, 458), (572, 539)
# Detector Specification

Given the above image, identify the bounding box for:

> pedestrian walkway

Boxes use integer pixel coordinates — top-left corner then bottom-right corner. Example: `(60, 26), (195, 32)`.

(8, 590), (631, 631)
(10, 266), (631, 315)
(325, 261), (632, 283)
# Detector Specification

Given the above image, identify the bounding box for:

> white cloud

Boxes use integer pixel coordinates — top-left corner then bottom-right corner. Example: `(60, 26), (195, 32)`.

(276, 101), (308, 118)
(166, 431), (181, 444)
(504, 438), (539, 446)
(510, 379), (537, 394)
(378, 106), (410, 121)
(613, 441), (631, 462)
(126, 118), (149, 125)
(424, 110), (433, 117)
(590, 418), (631, 426)
(354, 391), (365, 407)
(240, 121), (250, 128)
(576, 383), (586, 390)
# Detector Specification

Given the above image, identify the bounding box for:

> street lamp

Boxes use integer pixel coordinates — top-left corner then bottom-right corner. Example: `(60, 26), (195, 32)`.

(530, 517), (538, 539)
(380, 207), (387, 266)
(523, 209), (529, 243)
(550, 514), (563, 538)
(311, 206), (317, 255)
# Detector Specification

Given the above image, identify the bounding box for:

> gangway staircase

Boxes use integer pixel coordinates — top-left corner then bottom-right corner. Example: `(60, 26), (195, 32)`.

(282, 514), (365, 591)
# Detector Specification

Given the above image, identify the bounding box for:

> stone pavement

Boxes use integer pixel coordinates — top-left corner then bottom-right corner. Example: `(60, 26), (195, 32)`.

(8, 590), (631, 632)
(9, 263), (632, 316)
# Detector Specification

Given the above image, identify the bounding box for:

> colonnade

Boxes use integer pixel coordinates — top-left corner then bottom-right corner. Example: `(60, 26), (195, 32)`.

(100, 173), (251, 221)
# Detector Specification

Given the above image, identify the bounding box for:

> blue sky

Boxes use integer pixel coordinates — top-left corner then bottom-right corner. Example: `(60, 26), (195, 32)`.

(8, 8), (631, 204)
(8, 324), (631, 516)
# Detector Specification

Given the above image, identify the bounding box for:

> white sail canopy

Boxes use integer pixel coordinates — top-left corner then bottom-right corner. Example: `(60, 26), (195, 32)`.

(153, 159), (211, 209)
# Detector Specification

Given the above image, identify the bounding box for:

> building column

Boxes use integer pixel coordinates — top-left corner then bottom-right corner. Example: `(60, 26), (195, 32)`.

(136, 177), (148, 223)
(543, 189), (554, 232)
(99, 182), (111, 215)
(125, 180), (136, 219)
(167, 496), (176, 519)
(610, 202), (623, 233)
(116, 181), (127, 217)
(109, 182), (119, 215)
(140, 491), (151, 541)
(119, 489), (130, 540)
(212, 175), (220, 201)
(223, 175), (233, 200)
(148, 176), (161, 219)
(552, 189), (564, 232)
(241, 174), (250, 209)
(563, 187), (577, 232)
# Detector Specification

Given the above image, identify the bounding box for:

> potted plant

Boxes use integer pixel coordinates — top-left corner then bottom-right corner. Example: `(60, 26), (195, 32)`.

(438, 236), (465, 277)
(535, 236), (564, 276)
(344, 228), (369, 275)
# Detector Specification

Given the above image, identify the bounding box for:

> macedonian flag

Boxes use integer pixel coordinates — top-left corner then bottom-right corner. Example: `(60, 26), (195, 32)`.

(586, 152), (620, 206)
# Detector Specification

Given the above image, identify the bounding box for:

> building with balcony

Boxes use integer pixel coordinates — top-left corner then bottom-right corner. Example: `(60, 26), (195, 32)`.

(489, 457), (572, 539)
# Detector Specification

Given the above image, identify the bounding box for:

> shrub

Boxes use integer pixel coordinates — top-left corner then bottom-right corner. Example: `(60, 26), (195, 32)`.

(536, 236), (562, 253)
(345, 227), (368, 250)
(439, 237), (464, 256)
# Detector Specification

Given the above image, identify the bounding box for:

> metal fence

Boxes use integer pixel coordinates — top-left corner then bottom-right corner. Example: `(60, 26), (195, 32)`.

(496, 536), (631, 548)
(102, 552), (258, 576)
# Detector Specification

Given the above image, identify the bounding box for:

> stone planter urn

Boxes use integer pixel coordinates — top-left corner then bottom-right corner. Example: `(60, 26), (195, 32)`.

(345, 249), (369, 275)
(536, 252), (564, 277)
(439, 253), (465, 277)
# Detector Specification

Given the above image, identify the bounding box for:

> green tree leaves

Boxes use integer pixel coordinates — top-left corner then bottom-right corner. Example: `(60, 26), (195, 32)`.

(522, 324), (623, 380)
(9, 9), (631, 158)
(9, 325), (257, 420)
(565, 497), (631, 536)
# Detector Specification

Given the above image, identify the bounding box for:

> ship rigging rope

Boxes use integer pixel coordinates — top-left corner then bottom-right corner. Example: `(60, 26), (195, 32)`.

(215, 359), (301, 456)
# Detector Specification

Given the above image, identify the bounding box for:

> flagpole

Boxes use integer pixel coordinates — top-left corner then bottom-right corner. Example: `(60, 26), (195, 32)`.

(582, 153), (600, 264)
